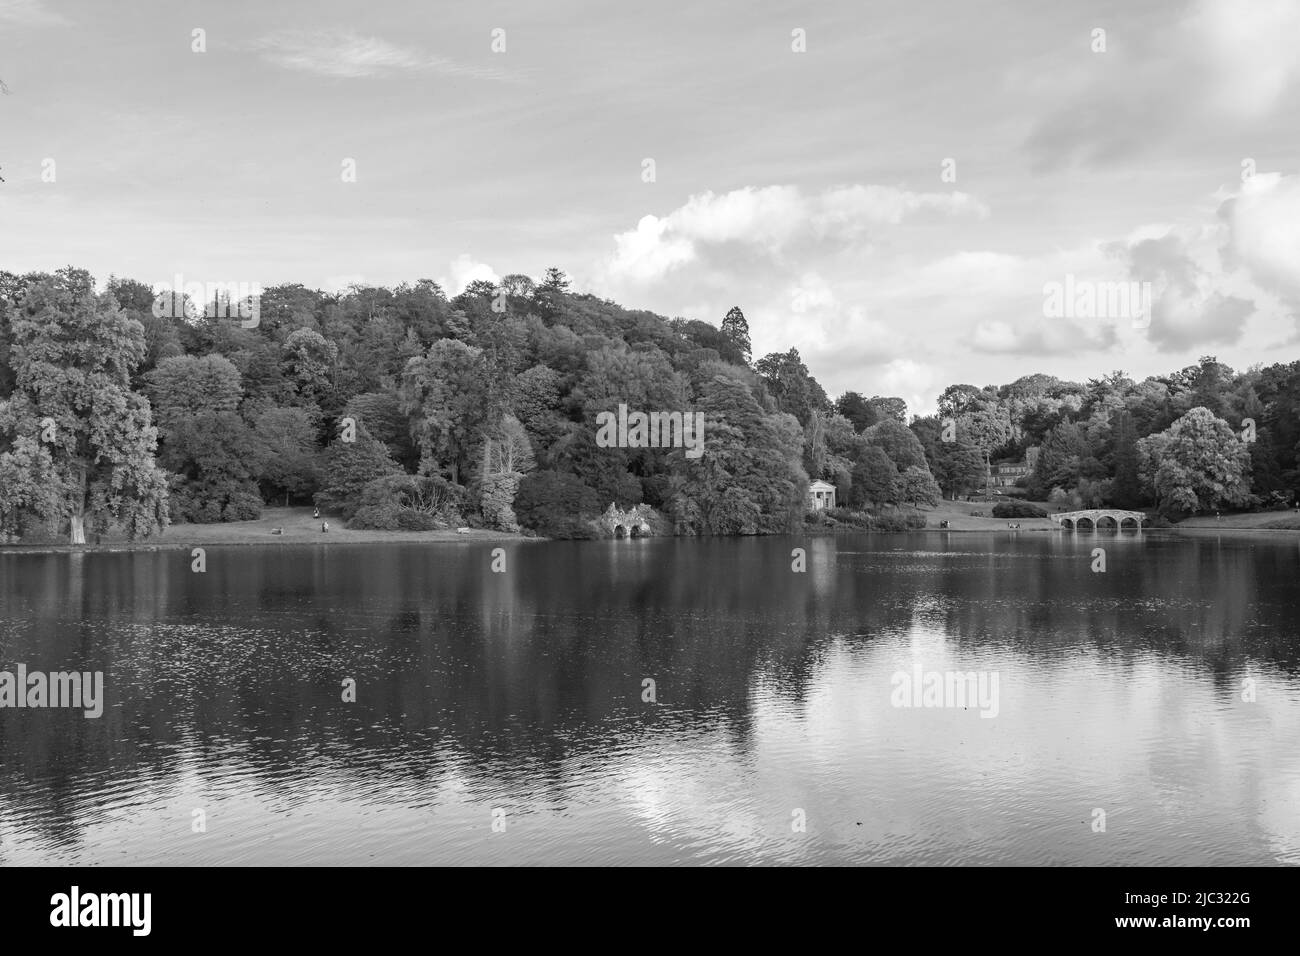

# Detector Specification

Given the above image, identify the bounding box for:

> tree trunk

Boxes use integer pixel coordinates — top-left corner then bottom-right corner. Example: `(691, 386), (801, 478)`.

(69, 465), (88, 545)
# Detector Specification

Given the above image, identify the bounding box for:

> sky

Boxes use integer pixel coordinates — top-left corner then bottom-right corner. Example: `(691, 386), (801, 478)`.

(2, 0), (1299, 415)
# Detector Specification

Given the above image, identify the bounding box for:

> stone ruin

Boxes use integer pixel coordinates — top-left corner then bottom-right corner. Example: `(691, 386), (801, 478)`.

(598, 503), (655, 538)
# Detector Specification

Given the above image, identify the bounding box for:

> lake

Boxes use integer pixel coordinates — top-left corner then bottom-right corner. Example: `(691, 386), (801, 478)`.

(2, 532), (1299, 865)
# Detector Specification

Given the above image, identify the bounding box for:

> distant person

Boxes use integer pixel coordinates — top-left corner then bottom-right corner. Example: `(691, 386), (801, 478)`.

(313, 507), (320, 519)
(321, 521), (329, 533)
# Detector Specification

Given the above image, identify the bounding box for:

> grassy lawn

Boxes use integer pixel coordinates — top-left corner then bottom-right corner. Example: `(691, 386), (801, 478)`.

(2, 507), (532, 551)
(897, 498), (1061, 531)
(917, 503), (1300, 533)
(1176, 510), (1300, 530)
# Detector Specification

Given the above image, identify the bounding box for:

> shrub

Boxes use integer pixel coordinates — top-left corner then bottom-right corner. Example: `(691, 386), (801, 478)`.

(992, 502), (1047, 519)
(480, 473), (522, 532)
(396, 510), (441, 531)
(349, 474), (466, 530)
(169, 476), (263, 523)
(824, 507), (874, 529)
(514, 471), (601, 536)
(1047, 486), (1078, 511)
(548, 518), (601, 539)
(804, 507), (923, 531)
(314, 431), (402, 520)
(224, 487), (264, 521)
(804, 509), (838, 529)
(870, 511), (927, 531)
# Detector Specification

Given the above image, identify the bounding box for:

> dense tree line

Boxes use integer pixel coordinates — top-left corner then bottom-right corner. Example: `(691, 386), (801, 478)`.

(912, 359), (1284, 517)
(0, 267), (833, 540)
(0, 267), (1290, 543)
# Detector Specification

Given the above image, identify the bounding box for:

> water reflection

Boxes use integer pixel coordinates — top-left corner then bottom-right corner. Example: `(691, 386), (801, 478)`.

(1, 533), (1298, 864)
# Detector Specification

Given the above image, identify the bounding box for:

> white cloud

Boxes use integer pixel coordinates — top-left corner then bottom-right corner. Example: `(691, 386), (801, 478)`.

(812, 184), (988, 237)
(971, 315), (1119, 356)
(0, 0), (68, 26)
(254, 30), (514, 81)
(1190, 0), (1300, 118)
(789, 272), (837, 315)
(877, 359), (940, 419)
(1101, 229), (1256, 352)
(323, 274), (367, 294)
(970, 321), (1021, 353)
(1024, 0), (1300, 170)
(601, 184), (988, 283)
(440, 254), (498, 295)
(756, 273), (913, 399)
(606, 216), (695, 283)
(1223, 171), (1300, 309)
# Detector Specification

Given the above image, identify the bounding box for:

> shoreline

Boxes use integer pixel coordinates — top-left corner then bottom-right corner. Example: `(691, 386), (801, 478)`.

(5, 525), (1298, 554)
(0, 533), (538, 555)
(0, 507), (537, 554)
(5, 504), (1298, 555)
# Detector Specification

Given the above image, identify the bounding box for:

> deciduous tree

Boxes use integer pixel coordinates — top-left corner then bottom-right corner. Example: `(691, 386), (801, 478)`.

(5, 269), (168, 542)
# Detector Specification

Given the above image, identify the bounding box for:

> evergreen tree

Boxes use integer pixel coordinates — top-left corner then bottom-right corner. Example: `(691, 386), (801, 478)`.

(539, 267), (570, 294)
(755, 348), (828, 426)
(1110, 411), (1142, 508)
(315, 426), (402, 519)
(721, 306), (751, 364)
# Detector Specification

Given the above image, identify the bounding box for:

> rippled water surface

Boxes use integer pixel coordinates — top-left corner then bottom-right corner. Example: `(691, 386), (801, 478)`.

(2, 532), (1299, 865)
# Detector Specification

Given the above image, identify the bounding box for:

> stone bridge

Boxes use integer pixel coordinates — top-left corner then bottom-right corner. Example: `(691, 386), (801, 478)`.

(1051, 509), (1147, 530)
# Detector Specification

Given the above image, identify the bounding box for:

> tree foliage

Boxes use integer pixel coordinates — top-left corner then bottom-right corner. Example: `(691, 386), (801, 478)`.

(1137, 407), (1251, 516)
(2, 268), (168, 542)
(8, 263), (1296, 540)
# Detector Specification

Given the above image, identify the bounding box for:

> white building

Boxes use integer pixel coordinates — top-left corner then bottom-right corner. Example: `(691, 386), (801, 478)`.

(808, 480), (837, 510)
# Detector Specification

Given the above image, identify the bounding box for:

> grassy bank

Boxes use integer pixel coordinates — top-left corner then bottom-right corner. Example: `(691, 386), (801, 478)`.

(913, 501), (1300, 534)
(0, 507), (535, 553)
(802, 498), (1063, 533)
(911, 499), (1059, 531)
(1174, 511), (1300, 531)
(10, 502), (1298, 555)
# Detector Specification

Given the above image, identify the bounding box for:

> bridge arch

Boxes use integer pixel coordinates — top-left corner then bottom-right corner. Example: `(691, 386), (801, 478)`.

(1051, 509), (1147, 532)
